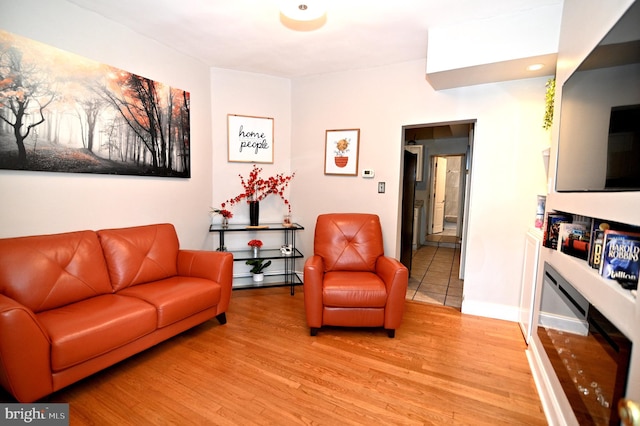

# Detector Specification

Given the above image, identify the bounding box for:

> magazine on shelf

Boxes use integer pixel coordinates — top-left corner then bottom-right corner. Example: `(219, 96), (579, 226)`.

(599, 230), (640, 290)
(543, 212), (572, 249)
(558, 222), (590, 260)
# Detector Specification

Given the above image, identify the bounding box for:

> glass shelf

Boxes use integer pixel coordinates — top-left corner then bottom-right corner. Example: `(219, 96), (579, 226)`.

(227, 248), (303, 261)
(231, 273), (303, 290)
(209, 223), (304, 232)
(208, 223), (304, 294)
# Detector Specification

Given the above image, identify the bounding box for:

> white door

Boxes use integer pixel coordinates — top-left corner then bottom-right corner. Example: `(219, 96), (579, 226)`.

(431, 156), (447, 234)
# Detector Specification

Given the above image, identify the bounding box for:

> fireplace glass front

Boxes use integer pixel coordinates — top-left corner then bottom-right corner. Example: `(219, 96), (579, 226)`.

(537, 263), (632, 425)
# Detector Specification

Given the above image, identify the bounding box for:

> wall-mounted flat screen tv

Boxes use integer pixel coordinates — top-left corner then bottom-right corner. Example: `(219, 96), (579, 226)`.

(606, 104), (640, 189)
(555, 1), (640, 192)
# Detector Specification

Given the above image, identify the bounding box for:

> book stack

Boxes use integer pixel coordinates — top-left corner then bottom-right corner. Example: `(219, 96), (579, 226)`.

(584, 219), (640, 290)
(545, 212), (640, 290)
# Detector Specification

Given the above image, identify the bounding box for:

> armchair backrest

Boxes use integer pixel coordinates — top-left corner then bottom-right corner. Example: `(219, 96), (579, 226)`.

(314, 213), (384, 272)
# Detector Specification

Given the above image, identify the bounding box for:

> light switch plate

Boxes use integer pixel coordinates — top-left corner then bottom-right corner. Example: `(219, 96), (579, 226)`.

(378, 182), (385, 193)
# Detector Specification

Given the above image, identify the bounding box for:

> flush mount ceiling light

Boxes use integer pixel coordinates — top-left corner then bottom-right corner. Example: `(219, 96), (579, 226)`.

(279, 1), (327, 31)
(280, 1), (326, 21)
(527, 63), (545, 71)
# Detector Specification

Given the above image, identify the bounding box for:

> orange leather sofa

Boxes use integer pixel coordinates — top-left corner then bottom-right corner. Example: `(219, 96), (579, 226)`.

(0, 223), (233, 403)
(304, 213), (408, 338)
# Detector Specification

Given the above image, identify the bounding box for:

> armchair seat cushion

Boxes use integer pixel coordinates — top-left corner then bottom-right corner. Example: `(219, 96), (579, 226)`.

(37, 294), (157, 371)
(323, 272), (387, 308)
(117, 276), (221, 328)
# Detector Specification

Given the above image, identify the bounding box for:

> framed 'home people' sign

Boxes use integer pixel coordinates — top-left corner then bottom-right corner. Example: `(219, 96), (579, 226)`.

(227, 114), (274, 163)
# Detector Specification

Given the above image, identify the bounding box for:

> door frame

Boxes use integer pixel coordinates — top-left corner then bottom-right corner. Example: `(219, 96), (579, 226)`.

(400, 120), (475, 280)
(399, 149), (417, 271)
(459, 125), (474, 279)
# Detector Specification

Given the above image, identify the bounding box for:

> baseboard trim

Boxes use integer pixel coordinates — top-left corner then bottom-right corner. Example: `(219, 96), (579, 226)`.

(461, 299), (519, 322)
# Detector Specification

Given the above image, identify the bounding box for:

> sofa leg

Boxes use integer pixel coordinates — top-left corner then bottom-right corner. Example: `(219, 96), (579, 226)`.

(216, 313), (227, 325)
(386, 329), (395, 338)
(310, 327), (319, 336)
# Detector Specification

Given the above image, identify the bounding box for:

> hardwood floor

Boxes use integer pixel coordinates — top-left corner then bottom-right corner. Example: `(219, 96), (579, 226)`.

(2, 288), (546, 425)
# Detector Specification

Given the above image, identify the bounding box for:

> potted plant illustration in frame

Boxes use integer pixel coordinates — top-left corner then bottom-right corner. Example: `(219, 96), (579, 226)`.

(324, 129), (360, 176)
(334, 138), (350, 167)
(246, 258), (271, 283)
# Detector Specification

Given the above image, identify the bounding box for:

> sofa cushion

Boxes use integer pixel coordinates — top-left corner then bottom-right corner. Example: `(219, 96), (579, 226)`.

(98, 224), (180, 291)
(117, 276), (221, 327)
(0, 231), (113, 313)
(322, 271), (387, 308)
(37, 294), (157, 371)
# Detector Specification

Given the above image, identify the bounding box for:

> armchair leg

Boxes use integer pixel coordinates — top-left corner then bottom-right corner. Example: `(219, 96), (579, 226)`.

(386, 329), (395, 338)
(216, 313), (227, 325)
(310, 327), (319, 336)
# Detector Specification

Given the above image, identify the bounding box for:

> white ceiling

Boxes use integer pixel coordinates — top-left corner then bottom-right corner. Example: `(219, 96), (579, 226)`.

(66, 0), (563, 79)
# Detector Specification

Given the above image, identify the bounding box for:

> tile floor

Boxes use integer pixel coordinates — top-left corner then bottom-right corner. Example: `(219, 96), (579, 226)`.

(406, 224), (463, 309)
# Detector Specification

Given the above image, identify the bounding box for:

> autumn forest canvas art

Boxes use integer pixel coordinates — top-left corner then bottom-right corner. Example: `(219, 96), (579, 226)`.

(0, 30), (190, 177)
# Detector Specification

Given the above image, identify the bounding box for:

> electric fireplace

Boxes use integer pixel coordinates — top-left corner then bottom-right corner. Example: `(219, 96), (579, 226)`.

(537, 263), (632, 425)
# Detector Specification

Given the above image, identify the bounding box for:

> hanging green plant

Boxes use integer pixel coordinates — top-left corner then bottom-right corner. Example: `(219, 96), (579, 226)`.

(543, 77), (556, 130)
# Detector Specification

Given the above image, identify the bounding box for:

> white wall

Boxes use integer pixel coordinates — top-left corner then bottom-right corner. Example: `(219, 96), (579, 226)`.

(290, 60), (550, 320)
(427, 3), (562, 73)
(0, 0), (213, 249)
(208, 68), (293, 259)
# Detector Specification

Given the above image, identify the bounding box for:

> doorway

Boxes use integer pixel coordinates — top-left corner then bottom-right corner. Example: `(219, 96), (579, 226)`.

(430, 156), (448, 235)
(428, 155), (464, 239)
(400, 120), (475, 281)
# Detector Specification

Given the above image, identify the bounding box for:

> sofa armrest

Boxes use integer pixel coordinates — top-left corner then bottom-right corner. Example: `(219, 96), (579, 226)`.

(0, 294), (53, 402)
(177, 250), (234, 315)
(376, 256), (409, 329)
(303, 255), (325, 328)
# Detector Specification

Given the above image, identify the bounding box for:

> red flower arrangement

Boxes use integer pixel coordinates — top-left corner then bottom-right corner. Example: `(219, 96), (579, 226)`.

(223, 165), (295, 213)
(248, 239), (263, 248)
(210, 208), (233, 218)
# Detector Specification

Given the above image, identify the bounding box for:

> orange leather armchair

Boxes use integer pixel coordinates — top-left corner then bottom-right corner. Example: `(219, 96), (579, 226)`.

(303, 213), (409, 338)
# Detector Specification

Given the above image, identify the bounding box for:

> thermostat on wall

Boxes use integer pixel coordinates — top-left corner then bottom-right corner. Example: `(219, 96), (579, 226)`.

(362, 169), (375, 178)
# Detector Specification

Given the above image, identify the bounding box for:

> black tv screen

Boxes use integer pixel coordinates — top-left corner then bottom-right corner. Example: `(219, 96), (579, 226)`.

(606, 104), (640, 189)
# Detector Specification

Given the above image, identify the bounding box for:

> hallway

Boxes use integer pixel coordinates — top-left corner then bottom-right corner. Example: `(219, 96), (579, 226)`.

(406, 226), (463, 309)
